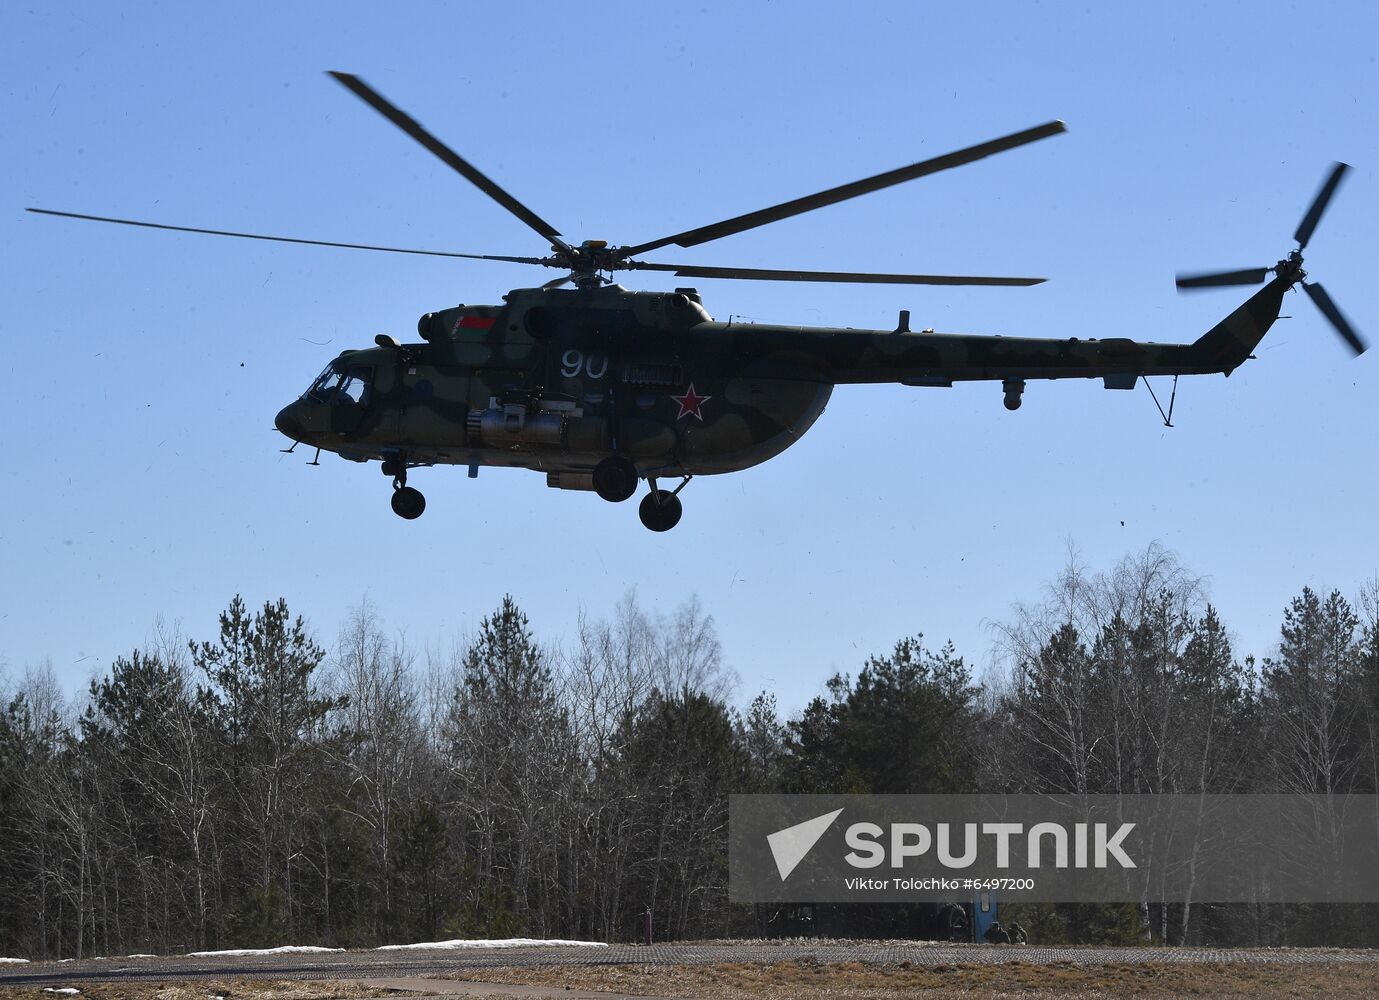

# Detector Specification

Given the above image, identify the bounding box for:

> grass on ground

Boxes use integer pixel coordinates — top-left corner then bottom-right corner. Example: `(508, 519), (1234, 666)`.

(446, 959), (1379, 998)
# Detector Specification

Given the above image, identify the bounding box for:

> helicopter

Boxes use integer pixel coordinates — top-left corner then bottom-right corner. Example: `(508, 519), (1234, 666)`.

(28, 73), (1367, 531)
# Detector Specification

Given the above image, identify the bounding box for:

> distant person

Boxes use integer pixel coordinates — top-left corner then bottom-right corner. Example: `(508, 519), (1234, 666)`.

(1008, 920), (1028, 944)
(984, 920), (1011, 944)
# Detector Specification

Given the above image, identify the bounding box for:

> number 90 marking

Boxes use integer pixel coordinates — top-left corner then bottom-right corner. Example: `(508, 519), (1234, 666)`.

(561, 349), (609, 380)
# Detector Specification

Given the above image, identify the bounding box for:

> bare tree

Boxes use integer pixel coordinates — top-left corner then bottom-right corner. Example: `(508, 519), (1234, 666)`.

(329, 598), (424, 936)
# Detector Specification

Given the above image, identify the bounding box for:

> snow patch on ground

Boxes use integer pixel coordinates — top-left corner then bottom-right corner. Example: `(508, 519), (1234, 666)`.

(0, 958), (30, 964)
(126, 954), (158, 959)
(186, 946), (345, 957)
(374, 938), (609, 951)
(43, 989), (80, 995)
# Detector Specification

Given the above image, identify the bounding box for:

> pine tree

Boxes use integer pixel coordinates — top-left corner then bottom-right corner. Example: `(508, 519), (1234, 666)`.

(619, 688), (747, 940)
(785, 636), (980, 795)
(444, 596), (573, 936)
(193, 596), (336, 945)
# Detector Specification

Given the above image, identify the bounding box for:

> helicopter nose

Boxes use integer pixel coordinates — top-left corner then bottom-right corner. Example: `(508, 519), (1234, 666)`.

(275, 401), (307, 441)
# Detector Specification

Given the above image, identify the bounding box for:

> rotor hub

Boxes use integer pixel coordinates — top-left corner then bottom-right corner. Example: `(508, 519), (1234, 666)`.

(1276, 249), (1305, 285)
(547, 240), (623, 286)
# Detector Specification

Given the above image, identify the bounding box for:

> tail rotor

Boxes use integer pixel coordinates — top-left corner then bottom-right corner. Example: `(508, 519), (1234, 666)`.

(1175, 162), (1365, 356)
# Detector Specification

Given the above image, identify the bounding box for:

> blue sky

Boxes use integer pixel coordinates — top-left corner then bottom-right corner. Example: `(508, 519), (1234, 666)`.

(4, 1), (1376, 711)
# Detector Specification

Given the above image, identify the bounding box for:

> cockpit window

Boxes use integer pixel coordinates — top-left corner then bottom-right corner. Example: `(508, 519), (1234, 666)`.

(305, 361), (373, 405)
(338, 366), (372, 404)
(305, 363), (337, 401)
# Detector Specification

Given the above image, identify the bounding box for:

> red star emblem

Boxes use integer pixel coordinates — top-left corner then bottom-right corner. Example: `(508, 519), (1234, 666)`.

(670, 382), (712, 421)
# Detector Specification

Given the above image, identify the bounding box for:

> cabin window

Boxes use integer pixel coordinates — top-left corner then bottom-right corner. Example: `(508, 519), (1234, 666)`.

(306, 361), (373, 405)
(337, 365), (372, 404)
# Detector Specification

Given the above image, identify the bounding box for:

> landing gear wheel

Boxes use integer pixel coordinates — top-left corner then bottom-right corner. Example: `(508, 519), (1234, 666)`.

(593, 456), (638, 503)
(391, 485), (426, 520)
(638, 490), (683, 532)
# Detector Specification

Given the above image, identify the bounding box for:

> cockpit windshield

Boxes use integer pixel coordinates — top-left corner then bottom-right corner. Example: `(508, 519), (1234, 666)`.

(305, 360), (373, 405)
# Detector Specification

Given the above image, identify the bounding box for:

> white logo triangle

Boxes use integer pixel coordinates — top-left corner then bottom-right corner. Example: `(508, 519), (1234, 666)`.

(767, 808), (844, 881)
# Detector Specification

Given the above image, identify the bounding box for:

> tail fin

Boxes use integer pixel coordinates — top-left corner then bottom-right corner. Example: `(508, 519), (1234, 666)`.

(1191, 275), (1291, 374)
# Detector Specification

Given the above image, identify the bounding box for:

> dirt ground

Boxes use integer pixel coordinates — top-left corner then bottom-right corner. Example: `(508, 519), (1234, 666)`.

(444, 959), (1379, 998)
(7, 963), (1379, 1000)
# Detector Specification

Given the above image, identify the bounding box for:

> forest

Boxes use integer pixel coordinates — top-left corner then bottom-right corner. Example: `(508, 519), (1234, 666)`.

(2, 544), (1377, 957)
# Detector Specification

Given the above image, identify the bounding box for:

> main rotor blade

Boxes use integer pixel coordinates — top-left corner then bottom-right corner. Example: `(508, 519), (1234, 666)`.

(1303, 281), (1367, 355)
(619, 120), (1066, 258)
(328, 71), (568, 250)
(25, 208), (549, 264)
(1294, 161), (1349, 250)
(1175, 267), (1270, 290)
(625, 261), (1044, 286)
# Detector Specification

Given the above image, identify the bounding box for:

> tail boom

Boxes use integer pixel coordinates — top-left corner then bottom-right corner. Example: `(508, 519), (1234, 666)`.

(1187, 273), (1292, 375)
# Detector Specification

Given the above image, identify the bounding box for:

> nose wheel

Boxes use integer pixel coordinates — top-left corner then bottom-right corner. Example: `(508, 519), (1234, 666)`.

(383, 455), (426, 520)
(391, 484), (426, 520)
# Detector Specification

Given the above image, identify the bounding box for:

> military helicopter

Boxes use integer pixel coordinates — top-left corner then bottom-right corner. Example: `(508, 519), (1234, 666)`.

(29, 73), (1366, 531)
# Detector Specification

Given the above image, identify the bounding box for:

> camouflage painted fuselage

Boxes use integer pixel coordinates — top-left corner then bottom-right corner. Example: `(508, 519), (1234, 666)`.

(273, 278), (1290, 489)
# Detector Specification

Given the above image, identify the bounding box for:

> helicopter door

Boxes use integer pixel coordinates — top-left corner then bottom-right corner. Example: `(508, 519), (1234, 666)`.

(526, 305), (628, 404)
(306, 361), (373, 435)
(329, 364), (373, 435)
